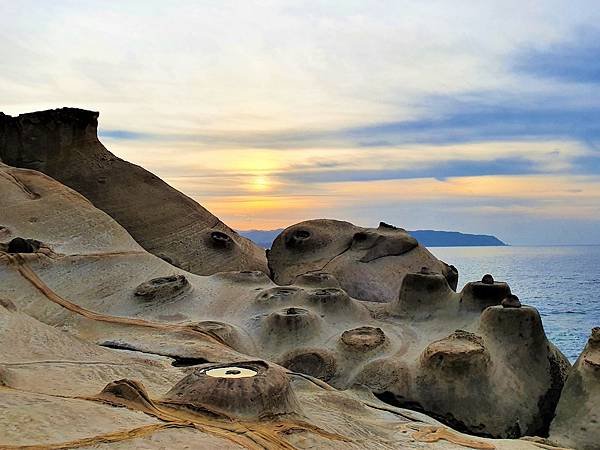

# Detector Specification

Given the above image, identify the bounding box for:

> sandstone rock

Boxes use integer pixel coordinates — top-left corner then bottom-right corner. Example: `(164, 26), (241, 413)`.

(549, 327), (600, 450)
(268, 219), (458, 303)
(460, 278), (512, 311)
(501, 294), (522, 308)
(0, 162), (579, 446)
(0, 108), (267, 275)
(162, 360), (301, 420)
(134, 275), (191, 302)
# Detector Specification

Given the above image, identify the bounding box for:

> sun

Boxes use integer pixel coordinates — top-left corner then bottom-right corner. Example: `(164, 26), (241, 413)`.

(251, 174), (269, 191)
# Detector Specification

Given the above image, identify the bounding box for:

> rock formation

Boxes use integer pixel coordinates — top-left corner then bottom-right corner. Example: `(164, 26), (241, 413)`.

(549, 327), (600, 450)
(268, 219), (458, 303)
(1, 161), (590, 448)
(162, 360), (301, 420)
(0, 108), (267, 275)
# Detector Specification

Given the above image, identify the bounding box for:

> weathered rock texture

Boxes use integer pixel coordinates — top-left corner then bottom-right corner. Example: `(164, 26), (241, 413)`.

(549, 327), (600, 450)
(0, 162), (584, 448)
(162, 360), (301, 420)
(268, 219), (458, 302)
(0, 108), (267, 275)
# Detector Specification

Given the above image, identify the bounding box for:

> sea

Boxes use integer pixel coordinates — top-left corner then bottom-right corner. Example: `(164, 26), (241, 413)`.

(430, 246), (600, 362)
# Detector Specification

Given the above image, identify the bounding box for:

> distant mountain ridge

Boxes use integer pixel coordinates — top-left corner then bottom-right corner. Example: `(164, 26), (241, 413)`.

(239, 228), (506, 249)
(409, 230), (506, 247)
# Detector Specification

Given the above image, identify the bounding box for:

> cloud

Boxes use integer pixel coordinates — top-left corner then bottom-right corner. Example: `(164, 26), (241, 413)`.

(342, 100), (600, 147)
(514, 27), (600, 84)
(100, 130), (153, 140)
(4, 1), (600, 242)
(99, 90), (600, 150)
(572, 154), (600, 174)
(276, 157), (542, 184)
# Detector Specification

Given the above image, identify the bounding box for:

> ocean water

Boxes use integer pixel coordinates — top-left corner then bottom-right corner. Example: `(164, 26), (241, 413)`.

(430, 246), (600, 362)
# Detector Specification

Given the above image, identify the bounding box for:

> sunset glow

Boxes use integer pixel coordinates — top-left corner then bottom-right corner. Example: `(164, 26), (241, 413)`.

(2, 1), (600, 244)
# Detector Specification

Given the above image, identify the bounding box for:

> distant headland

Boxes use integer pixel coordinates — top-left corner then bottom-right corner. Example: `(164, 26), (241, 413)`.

(239, 228), (507, 249)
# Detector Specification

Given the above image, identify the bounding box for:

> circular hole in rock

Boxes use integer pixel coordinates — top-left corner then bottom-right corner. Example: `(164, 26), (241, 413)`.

(211, 231), (231, 242)
(7, 237), (38, 254)
(353, 231), (368, 242)
(293, 230), (310, 240)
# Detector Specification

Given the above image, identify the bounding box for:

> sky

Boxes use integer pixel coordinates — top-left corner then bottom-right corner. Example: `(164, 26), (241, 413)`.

(2, 1), (600, 245)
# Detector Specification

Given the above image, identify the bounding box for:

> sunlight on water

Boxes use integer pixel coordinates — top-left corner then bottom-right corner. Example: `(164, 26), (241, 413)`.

(431, 246), (600, 362)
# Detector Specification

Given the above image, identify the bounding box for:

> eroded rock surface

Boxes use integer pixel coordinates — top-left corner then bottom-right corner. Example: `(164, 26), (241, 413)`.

(268, 219), (458, 303)
(0, 108), (267, 275)
(163, 360), (301, 420)
(549, 327), (600, 450)
(0, 163), (583, 447)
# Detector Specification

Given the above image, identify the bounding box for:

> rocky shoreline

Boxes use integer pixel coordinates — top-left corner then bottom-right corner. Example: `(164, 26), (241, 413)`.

(0, 108), (597, 449)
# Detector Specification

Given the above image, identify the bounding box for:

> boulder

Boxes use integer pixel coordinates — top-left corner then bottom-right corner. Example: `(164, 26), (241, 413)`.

(549, 327), (600, 450)
(268, 219), (458, 303)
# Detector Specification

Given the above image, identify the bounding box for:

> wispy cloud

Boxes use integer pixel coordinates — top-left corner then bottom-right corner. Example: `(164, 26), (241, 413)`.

(100, 130), (154, 140)
(100, 91), (600, 149)
(276, 157), (542, 184)
(3, 1), (600, 243)
(514, 27), (600, 84)
(343, 103), (600, 146)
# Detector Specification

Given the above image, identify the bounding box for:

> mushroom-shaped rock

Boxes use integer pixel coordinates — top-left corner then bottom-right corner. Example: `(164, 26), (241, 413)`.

(420, 330), (490, 374)
(411, 331), (498, 436)
(479, 305), (548, 355)
(459, 278), (511, 311)
(134, 275), (190, 302)
(390, 270), (456, 317)
(340, 326), (387, 352)
(262, 307), (322, 344)
(187, 321), (251, 354)
(305, 287), (352, 310)
(279, 348), (337, 382)
(0, 108), (268, 276)
(477, 305), (570, 437)
(303, 287), (370, 319)
(162, 361), (300, 420)
(414, 330), (561, 438)
(550, 328), (600, 450)
(268, 219), (456, 303)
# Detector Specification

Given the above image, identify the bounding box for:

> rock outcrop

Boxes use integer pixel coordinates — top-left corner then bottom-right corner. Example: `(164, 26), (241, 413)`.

(0, 108), (267, 275)
(549, 327), (600, 450)
(268, 219), (458, 302)
(162, 360), (301, 420)
(0, 162), (579, 445)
